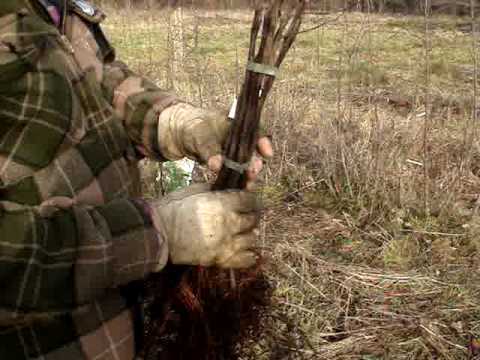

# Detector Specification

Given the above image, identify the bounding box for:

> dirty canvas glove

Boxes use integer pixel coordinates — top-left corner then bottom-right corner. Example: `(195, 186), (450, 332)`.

(157, 103), (230, 163)
(150, 183), (260, 269)
(157, 103), (273, 189)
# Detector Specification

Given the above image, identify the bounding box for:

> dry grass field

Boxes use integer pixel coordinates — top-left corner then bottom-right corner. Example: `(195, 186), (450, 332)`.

(102, 6), (480, 359)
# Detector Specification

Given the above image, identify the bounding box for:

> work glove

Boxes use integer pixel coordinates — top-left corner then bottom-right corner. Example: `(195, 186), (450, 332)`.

(157, 103), (273, 189)
(150, 184), (260, 269)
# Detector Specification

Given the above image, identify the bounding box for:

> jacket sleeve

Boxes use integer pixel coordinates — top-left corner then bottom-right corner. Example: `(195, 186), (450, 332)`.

(0, 6), (168, 320)
(101, 61), (184, 160)
(64, 6), (185, 161)
(0, 196), (167, 316)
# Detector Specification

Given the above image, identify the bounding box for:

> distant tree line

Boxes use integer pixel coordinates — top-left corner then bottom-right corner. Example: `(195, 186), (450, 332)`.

(95, 0), (480, 15)
(343, 0), (479, 14)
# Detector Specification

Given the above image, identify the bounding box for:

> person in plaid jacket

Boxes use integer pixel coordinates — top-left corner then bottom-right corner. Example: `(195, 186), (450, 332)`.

(0, 0), (272, 358)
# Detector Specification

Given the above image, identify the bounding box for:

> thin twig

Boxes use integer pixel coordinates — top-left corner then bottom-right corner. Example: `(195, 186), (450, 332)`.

(423, 0), (431, 217)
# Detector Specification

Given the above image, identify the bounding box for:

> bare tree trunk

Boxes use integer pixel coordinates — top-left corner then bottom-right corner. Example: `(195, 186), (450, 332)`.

(405, 0), (416, 14)
(166, 6), (185, 89)
(378, 0), (385, 13)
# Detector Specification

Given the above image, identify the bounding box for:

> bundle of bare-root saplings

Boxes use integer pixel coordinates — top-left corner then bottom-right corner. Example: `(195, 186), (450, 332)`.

(140, 1), (307, 359)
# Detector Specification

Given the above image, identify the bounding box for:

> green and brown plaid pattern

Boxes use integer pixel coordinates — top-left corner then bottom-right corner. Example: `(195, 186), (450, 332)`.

(0, 4), (180, 358)
(1, 291), (136, 359)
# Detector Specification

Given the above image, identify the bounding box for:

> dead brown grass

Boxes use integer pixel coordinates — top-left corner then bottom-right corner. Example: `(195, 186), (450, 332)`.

(250, 205), (480, 359)
(102, 7), (480, 359)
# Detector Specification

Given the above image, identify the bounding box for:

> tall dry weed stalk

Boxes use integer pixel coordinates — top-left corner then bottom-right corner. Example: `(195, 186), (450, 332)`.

(423, 0), (431, 216)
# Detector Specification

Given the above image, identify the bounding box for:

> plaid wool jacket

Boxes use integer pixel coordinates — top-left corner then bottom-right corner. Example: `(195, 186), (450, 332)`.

(0, 1), (182, 358)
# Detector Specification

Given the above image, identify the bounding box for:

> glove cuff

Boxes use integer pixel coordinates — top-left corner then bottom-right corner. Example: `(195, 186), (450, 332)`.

(132, 199), (169, 272)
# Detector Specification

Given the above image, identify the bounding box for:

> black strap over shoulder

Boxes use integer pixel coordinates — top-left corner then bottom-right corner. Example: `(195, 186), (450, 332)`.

(88, 21), (116, 62)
